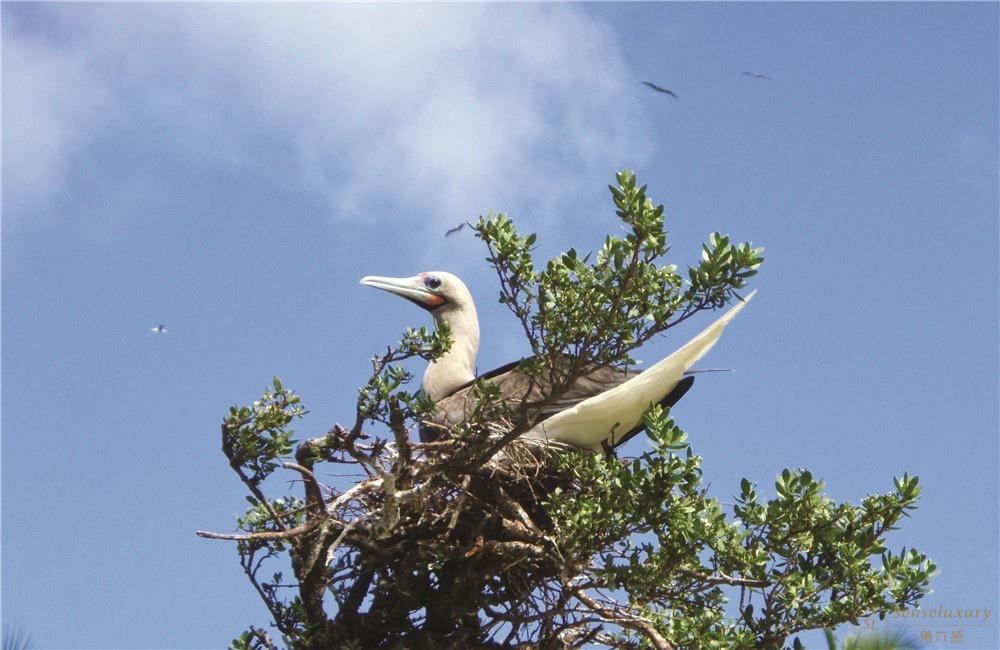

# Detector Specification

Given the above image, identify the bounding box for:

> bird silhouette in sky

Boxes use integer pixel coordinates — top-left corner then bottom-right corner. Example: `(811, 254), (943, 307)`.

(151, 324), (167, 334)
(741, 71), (770, 80)
(640, 81), (678, 98)
(445, 222), (468, 237)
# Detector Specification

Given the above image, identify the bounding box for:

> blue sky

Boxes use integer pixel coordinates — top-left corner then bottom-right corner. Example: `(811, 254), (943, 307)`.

(2, 3), (997, 649)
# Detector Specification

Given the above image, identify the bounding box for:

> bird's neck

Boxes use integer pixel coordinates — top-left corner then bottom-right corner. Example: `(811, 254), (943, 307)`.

(423, 303), (479, 400)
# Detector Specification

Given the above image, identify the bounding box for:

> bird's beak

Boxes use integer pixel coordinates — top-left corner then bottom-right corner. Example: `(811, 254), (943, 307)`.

(360, 275), (446, 310)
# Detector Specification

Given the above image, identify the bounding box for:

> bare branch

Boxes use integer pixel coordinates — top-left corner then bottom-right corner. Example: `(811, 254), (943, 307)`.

(571, 586), (674, 650)
(282, 461), (328, 520)
(679, 568), (769, 589)
(196, 519), (322, 542)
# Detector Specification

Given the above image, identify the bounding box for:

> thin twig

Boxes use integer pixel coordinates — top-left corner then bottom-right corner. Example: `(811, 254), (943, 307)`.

(196, 519), (322, 542)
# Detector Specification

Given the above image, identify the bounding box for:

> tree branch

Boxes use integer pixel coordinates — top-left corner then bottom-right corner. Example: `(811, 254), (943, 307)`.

(196, 519), (321, 542)
(571, 586), (674, 650)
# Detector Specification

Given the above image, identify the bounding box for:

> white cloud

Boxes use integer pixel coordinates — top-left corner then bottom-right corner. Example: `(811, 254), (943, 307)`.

(4, 4), (652, 230)
(2, 22), (117, 215)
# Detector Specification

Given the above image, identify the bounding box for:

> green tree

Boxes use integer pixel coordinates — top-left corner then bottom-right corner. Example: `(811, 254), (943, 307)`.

(201, 171), (933, 649)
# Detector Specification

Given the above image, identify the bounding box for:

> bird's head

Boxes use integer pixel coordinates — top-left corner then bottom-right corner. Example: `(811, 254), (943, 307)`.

(360, 271), (480, 399)
(360, 271), (473, 315)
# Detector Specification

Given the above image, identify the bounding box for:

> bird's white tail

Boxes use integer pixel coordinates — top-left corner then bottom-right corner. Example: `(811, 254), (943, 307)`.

(524, 291), (755, 449)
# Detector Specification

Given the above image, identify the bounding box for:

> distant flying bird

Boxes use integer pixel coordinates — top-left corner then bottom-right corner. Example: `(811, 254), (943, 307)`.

(741, 71), (770, 80)
(641, 81), (679, 98)
(151, 324), (167, 334)
(361, 272), (753, 449)
(445, 223), (467, 237)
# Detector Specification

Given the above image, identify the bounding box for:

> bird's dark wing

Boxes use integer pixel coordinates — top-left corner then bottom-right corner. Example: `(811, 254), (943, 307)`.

(445, 223), (466, 237)
(424, 357), (640, 437)
(422, 359), (698, 449)
(535, 364), (640, 420)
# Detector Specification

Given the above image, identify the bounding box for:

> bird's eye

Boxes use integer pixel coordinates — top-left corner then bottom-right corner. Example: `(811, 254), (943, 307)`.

(425, 276), (442, 290)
